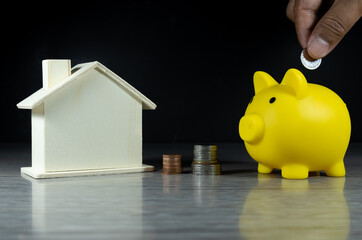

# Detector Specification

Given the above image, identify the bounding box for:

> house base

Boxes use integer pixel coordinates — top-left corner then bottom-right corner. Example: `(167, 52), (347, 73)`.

(21, 165), (154, 179)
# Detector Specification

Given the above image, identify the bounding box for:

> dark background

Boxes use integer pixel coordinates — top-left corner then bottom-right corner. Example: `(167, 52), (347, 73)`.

(1, 0), (361, 143)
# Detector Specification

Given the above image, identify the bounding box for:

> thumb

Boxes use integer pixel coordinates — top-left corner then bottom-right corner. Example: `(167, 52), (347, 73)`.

(307, 0), (361, 59)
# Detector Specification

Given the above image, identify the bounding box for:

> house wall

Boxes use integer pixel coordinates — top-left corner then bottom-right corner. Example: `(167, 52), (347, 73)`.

(43, 69), (142, 172)
(31, 103), (45, 171)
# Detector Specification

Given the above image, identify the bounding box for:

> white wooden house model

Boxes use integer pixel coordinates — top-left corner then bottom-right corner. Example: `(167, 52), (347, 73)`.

(17, 60), (156, 178)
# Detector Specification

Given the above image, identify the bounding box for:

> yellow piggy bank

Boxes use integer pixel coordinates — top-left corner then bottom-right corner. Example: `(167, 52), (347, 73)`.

(239, 69), (351, 179)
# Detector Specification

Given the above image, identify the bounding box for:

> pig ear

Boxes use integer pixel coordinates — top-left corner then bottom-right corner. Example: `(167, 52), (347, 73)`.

(281, 69), (309, 99)
(253, 71), (278, 94)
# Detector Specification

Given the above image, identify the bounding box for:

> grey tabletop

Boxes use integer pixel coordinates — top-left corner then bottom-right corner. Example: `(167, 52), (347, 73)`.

(0, 143), (361, 240)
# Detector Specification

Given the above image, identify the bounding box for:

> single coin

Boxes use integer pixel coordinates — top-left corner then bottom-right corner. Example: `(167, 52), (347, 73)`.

(163, 159), (181, 164)
(162, 164), (182, 168)
(163, 154), (182, 159)
(300, 50), (321, 70)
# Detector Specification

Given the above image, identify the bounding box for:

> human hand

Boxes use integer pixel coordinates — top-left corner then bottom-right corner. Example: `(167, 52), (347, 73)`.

(287, 0), (362, 60)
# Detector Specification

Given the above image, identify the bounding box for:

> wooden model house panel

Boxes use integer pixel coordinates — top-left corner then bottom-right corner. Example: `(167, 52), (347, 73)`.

(17, 60), (156, 178)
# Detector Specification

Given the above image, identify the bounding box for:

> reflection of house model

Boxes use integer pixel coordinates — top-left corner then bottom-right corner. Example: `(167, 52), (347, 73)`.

(17, 60), (156, 178)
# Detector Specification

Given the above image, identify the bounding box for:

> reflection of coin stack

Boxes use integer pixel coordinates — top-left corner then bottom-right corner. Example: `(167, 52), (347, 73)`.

(162, 154), (182, 174)
(192, 145), (221, 175)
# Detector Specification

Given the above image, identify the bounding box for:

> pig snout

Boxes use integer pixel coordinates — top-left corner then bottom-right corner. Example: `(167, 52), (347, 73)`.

(239, 114), (264, 143)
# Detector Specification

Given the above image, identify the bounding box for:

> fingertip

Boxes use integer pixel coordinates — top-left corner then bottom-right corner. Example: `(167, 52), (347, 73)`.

(302, 49), (315, 61)
(307, 36), (330, 59)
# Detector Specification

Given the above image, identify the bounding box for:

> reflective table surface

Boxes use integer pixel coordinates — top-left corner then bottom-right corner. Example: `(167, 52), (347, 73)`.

(0, 143), (361, 240)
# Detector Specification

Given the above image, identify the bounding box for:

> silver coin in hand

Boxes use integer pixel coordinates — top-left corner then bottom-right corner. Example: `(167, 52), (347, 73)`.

(300, 50), (322, 70)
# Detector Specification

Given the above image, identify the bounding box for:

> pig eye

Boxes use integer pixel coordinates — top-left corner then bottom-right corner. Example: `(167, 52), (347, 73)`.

(269, 97), (276, 104)
(249, 96), (254, 104)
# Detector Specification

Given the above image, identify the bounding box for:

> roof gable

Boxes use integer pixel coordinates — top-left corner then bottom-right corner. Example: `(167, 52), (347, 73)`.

(17, 61), (156, 110)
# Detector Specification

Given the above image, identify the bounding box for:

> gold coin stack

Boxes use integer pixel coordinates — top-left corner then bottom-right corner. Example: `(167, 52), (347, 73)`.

(162, 154), (182, 174)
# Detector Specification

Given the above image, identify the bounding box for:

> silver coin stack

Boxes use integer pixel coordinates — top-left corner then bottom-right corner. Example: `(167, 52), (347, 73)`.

(192, 145), (221, 175)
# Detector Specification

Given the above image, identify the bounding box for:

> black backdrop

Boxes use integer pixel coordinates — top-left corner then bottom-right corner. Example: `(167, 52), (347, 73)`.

(2, 0), (361, 143)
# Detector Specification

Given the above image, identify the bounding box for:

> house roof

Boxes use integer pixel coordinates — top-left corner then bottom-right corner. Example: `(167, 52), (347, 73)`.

(17, 61), (157, 110)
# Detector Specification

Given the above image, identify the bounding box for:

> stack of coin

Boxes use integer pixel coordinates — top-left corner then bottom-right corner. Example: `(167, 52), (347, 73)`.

(192, 145), (221, 175)
(162, 154), (182, 174)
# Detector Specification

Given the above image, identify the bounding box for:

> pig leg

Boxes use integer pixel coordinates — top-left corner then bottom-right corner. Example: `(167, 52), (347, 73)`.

(281, 164), (309, 179)
(258, 163), (273, 174)
(325, 161), (345, 177)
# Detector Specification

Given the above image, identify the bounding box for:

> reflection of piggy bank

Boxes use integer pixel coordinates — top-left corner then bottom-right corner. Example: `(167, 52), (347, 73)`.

(239, 69), (351, 179)
(239, 176), (349, 240)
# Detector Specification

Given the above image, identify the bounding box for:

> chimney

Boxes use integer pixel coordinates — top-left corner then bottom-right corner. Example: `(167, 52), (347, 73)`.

(42, 59), (71, 90)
